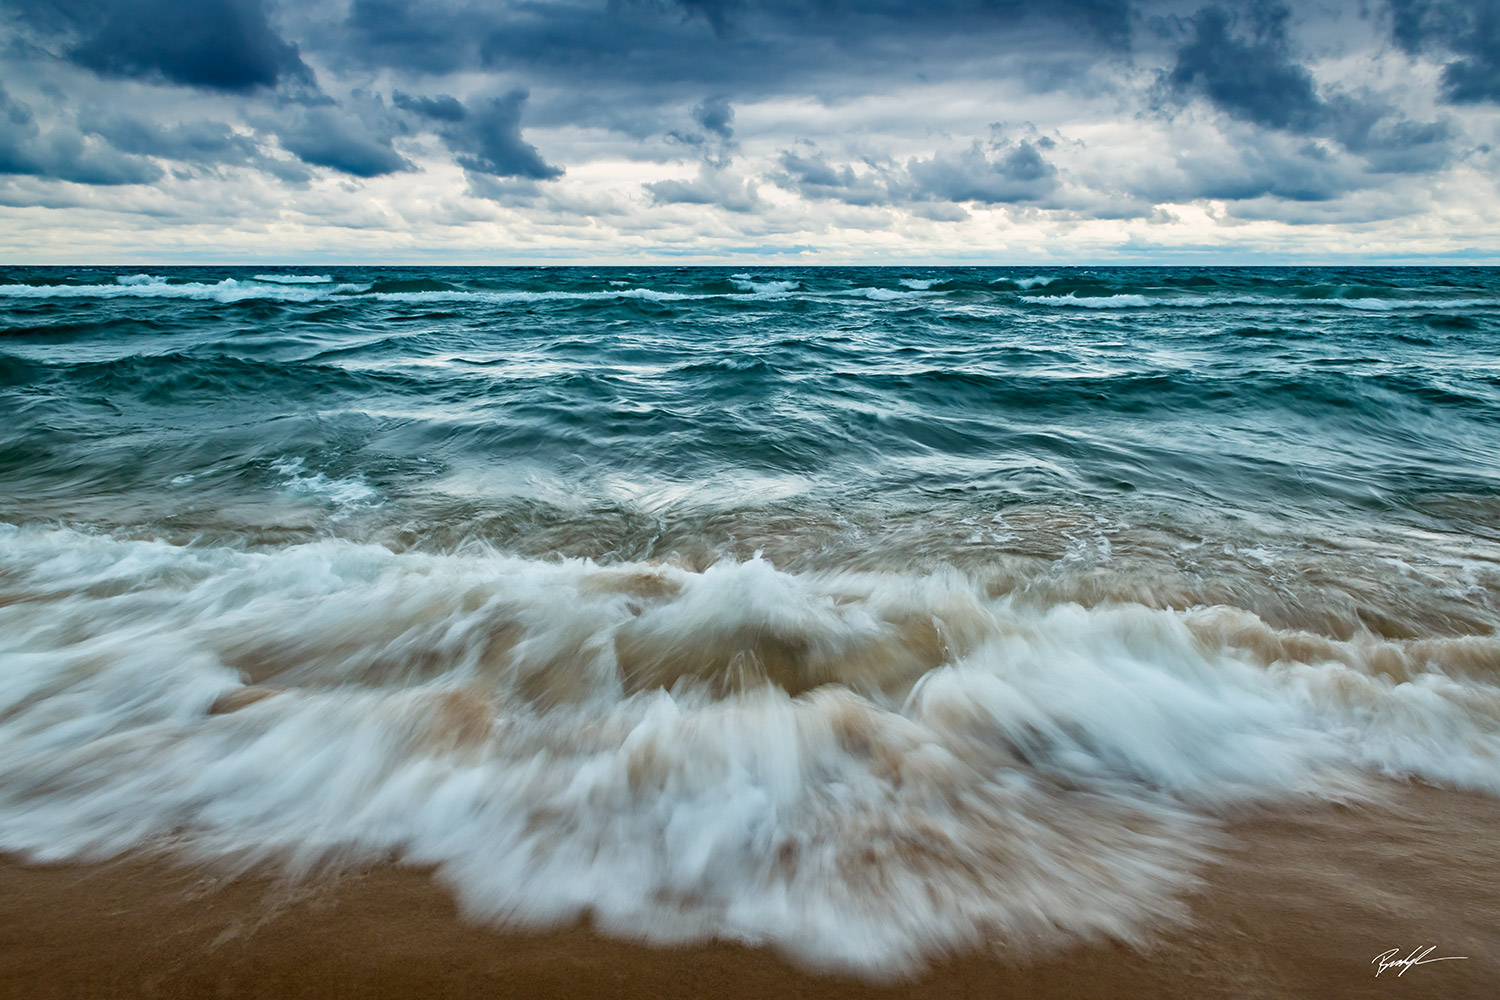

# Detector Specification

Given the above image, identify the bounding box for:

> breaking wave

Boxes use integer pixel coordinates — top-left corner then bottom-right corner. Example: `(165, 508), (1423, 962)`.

(0, 525), (1496, 972)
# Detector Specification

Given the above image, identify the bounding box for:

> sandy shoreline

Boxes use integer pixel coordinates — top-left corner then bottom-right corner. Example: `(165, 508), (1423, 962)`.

(1, 781), (1495, 1000)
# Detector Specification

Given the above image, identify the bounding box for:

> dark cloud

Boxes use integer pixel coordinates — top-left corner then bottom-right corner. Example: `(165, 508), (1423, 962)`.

(0, 0), (1487, 238)
(338, 0), (1134, 91)
(392, 92), (467, 123)
(5, 0), (311, 91)
(774, 139), (1059, 207)
(412, 90), (562, 181)
(276, 107), (411, 177)
(660, 97), (738, 165)
(1389, 0), (1500, 104)
(340, 0), (488, 74)
(0, 84), (161, 184)
(692, 96), (734, 139)
(82, 115), (257, 162)
(1166, 3), (1324, 132)
(76, 112), (311, 181)
(1333, 107), (1454, 174)
(1161, 4), (1457, 184)
(1169, 135), (1363, 202)
(905, 140), (1059, 204)
(774, 150), (893, 206)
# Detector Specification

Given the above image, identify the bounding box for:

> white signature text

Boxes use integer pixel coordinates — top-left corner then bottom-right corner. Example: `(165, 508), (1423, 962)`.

(1372, 946), (1468, 978)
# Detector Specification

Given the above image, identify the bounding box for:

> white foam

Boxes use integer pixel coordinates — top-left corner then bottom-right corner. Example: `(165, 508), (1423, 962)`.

(271, 457), (380, 513)
(1023, 293), (1203, 308)
(373, 287), (703, 304)
(0, 276), (370, 303)
(0, 526), (1496, 972)
(250, 274), (334, 284)
(849, 287), (939, 301)
(1022, 292), (1499, 311)
(1320, 296), (1500, 311)
(1, 279), (1492, 315)
(729, 276), (801, 295)
(0, 280), (708, 306)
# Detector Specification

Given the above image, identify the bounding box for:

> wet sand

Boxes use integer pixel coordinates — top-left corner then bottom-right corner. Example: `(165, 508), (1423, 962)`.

(1, 781), (1495, 1000)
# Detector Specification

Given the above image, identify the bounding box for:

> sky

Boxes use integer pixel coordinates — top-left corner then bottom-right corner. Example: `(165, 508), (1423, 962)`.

(0, 0), (1498, 263)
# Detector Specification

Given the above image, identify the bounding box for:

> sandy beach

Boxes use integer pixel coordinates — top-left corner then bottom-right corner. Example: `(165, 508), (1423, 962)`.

(2, 780), (1494, 1000)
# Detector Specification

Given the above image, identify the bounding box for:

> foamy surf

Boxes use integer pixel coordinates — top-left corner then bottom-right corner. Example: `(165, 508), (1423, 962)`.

(0, 524), (1496, 973)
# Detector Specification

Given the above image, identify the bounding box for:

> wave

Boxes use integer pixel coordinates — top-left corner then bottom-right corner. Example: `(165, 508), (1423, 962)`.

(365, 277), (463, 294)
(3, 273), (1495, 315)
(0, 276), (372, 303)
(0, 277), (784, 306)
(269, 456), (380, 514)
(985, 275), (1058, 291)
(847, 287), (940, 301)
(250, 274), (334, 284)
(1022, 292), (1500, 310)
(1023, 292), (1171, 308)
(730, 275), (800, 295)
(0, 525), (1495, 972)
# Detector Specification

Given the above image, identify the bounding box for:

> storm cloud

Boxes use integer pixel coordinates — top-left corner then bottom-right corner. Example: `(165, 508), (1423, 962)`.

(1166, 3), (1325, 132)
(337, 0), (1136, 84)
(0, 84), (161, 184)
(6, 0), (310, 91)
(418, 91), (563, 181)
(0, 0), (1495, 261)
(1160, 3), (1459, 183)
(774, 139), (1061, 207)
(1389, 0), (1500, 103)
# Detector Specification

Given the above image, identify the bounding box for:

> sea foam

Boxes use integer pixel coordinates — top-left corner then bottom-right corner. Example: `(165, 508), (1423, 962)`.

(0, 525), (1496, 972)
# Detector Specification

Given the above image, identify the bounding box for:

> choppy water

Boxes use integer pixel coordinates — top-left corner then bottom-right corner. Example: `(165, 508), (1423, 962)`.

(2, 266), (1499, 972)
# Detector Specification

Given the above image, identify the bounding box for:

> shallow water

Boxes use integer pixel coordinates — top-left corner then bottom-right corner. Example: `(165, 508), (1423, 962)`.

(1, 266), (1498, 971)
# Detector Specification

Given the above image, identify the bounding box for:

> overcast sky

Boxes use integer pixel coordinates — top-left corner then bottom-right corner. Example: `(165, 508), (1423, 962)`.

(1, 0), (1497, 263)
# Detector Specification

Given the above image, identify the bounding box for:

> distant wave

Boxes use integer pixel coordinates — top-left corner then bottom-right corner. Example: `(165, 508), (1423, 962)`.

(1023, 293), (1215, 308)
(0, 276), (370, 302)
(0, 276), (795, 305)
(3, 275), (1494, 314)
(730, 274), (801, 295)
(847, 287), (941, 301)
(250, 274), (334, 284)
(1022, 292), (1500, 310)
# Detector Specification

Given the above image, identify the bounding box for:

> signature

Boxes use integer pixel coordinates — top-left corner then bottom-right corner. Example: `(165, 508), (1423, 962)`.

(1372, 947), (1468, 977)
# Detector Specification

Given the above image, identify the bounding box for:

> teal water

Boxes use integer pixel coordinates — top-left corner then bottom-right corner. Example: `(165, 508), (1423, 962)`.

(4, 267), (1499, 551)
(1, 266), (1498, 971)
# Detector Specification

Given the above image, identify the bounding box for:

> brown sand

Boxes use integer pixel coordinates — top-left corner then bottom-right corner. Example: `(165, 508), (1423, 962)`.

(0, 781), (1495, 1000)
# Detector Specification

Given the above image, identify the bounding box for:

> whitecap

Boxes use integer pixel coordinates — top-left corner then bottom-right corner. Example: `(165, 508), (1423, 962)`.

(852, 287), (940, 301)
(251, 274), (334, 284)
(271, 457), (380, 513)
(730, 276), (801, 295)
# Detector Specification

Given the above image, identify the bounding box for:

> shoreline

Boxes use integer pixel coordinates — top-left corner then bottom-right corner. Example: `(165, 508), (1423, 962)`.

(1, 781), (1495, 1000)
